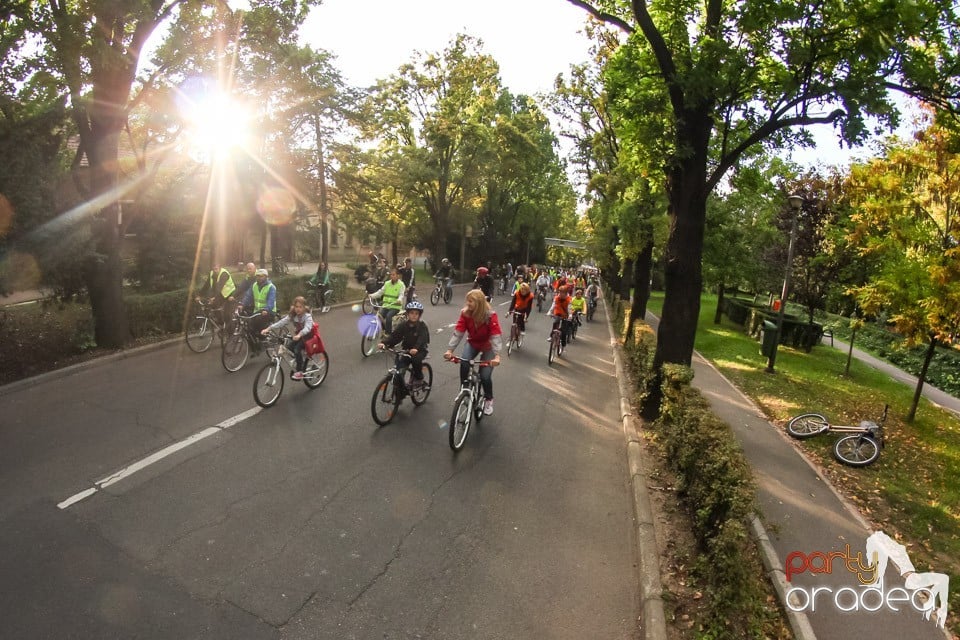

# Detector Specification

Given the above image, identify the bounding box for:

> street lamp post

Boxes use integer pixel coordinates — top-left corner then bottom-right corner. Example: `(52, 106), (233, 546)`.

(765, 193), (805, 374)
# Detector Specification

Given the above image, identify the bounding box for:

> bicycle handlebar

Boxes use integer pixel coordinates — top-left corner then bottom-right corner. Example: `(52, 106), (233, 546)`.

(445, 356), (494, 367)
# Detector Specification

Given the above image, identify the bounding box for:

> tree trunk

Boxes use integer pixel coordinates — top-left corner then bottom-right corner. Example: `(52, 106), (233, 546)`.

(641, 150), (710, 419)
(907, 335), (937, 422)
(844, 326), (857, 376)
(314, 114), (329, 265)
(627, 240), (653, 334)
(85, 85), (129, 348)
(714, 282), (725, 324)
(618, 257), (634, 301)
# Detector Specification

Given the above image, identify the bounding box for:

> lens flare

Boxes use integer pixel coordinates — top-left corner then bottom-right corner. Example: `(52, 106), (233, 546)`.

(256, 187), (296, 226)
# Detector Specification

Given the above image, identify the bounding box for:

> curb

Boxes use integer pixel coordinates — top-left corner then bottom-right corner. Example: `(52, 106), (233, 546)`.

(604, 297), (668, 640)
(0, 298), (361, 399)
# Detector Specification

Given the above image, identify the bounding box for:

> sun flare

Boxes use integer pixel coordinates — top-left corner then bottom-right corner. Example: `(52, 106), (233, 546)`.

(180, 90), (252, 158)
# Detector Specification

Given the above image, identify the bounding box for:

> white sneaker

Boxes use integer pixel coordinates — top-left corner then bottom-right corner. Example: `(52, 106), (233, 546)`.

(483, 399), (494, 415)
(292, 371), (304, 380)
(321, 306), (330, 313)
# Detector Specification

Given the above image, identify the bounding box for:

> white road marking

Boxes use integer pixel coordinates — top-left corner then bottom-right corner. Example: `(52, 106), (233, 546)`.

(57, 408), (262, 509)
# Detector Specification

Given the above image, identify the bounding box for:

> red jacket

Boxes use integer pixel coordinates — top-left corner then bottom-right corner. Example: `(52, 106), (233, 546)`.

(452, 311), (502, 352)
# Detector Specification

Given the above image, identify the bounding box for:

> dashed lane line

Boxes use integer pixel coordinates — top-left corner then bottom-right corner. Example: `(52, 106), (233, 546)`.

(57, 407), (262, 510)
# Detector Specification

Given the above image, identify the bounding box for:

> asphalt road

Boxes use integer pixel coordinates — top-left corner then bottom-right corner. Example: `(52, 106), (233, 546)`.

(0, 286), (640, 639)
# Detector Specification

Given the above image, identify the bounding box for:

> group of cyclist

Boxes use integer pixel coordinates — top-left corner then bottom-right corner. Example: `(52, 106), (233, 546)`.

(196, 256), (599, 419)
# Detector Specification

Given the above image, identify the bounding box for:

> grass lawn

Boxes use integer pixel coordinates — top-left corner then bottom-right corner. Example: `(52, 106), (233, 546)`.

(646, 291), (960, 633)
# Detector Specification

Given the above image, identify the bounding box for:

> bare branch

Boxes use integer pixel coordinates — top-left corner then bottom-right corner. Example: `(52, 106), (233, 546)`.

(565, 0), (634, 34)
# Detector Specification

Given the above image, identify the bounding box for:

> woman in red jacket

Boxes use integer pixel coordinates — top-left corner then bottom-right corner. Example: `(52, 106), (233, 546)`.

(444, 288), (502, 415)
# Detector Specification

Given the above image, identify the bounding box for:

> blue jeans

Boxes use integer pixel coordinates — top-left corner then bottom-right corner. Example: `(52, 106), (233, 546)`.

(459, 343), (494, 400)
(380, 307), (400, 331)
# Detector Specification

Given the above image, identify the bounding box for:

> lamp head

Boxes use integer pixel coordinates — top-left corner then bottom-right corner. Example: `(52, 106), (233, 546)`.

(788, 194), (805, 210)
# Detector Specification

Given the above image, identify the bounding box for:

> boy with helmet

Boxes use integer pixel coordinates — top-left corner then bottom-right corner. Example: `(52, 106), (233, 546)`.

(473, 266), (494, 301)
(379, 300), (430, 388)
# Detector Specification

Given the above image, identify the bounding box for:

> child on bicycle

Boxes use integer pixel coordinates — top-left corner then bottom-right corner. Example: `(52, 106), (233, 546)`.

(444, 289), (502, 416)
(378, 300), (430, 388)
(262, 296), (315, 380)
(569, 288), (586, 327)
(508, 282), (535, 334)
(546, 285), (572, 347)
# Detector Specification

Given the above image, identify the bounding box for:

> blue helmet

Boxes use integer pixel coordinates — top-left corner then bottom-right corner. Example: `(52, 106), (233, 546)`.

(405, 300), (424, 312)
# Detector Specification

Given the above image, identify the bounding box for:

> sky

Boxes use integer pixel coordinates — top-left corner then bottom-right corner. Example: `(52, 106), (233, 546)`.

(299, 0), (595, 96)
(296, 0), (904, 172)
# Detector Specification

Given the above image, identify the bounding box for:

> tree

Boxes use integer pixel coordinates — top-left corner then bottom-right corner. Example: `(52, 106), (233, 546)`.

(701, 158), (785, 323)
(845, 119), (960, 421)
(361, 34), (502, 263)
(567, 0), (960, 415)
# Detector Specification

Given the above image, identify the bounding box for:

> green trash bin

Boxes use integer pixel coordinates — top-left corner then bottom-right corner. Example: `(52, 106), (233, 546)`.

(760, 320), (778, 358)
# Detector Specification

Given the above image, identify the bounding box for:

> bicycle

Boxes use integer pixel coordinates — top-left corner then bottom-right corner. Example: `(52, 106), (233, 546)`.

(253, 331), (330, 408)
(307, 281), (337, 312)
(185, 299), (228, 353)
(506, 311), (526, 356)
(429, 277), (453, 305)
(536, 286), (549, 313)
(360, 300), (406, 357)
(586, 295), (597, 322)
(547, 316), (567, 365)
(271, 256), (288, 277)
(370, 348), (434, 426)
(786, 405), (888, 466)
(569, 311), (582, 341)
(221, 310), (265, 372)
(446, 356), (493, 451)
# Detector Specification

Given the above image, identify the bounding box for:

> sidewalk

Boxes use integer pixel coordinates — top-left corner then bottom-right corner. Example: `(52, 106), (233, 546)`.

(645, 311), (953, 640)
(823, 336), (960, 418)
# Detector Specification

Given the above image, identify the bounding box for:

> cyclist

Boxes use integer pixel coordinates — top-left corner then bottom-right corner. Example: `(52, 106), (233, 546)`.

(569, 288), (587, 330)
(508, 282), (535, 335)
(234, 262), (257, 304)
(434, 258), (455, 299)
(444, 289), (502, 416)
(586, 279), (600, 315)
(399, 257), (416, 304)
(546, 284), (572, 347)
(241, 268), (278, 339)
(473, 266), (494, 302)
(535, 271), (551, 304)
(369, 267), (406, 330)
(378, 300), (430, 389)
(309, 261), (332, 312)
(261, 295), (315, 380)
(196, 260), (237, 324)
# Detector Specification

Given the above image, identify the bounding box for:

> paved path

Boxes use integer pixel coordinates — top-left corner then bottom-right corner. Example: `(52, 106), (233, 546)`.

(646, 311), (953, 640)
(823, 336), (960, 418)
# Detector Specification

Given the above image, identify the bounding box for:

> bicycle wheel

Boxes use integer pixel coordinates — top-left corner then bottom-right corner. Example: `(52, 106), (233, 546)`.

(362, 297), (375, 315)
(833, 435), (881, 466)
(449, 392), (472, 451)
(548, 333), (557, 365)
(303, 351), (329, 389)
(405, 362), (433, 406)
(253, 362), (284, 408)
(185, 317), (214, 353)
(787, 413), (830, 439)
(360, 322), (380, 357)
(570, 319), (578, 341)
(221, 334), (250, 372)
(443, 286), (452, 304)
(507, 326), (517, 356)
(430, 287), (440, 305)
(371, 374), (400, 426)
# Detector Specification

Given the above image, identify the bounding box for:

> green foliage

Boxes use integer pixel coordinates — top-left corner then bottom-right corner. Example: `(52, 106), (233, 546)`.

(826, 319), (960, 396)
(656, 365), (775, 638)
